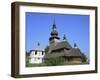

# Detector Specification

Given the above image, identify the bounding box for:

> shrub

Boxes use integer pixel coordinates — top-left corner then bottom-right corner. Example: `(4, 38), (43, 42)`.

(81, 53), (87, 62)
(45, 57), (65, 66)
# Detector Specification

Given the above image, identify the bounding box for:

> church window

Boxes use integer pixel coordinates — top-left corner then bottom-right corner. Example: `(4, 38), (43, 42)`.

(35, 51), (37, 55)
(42, 51), (44, 55)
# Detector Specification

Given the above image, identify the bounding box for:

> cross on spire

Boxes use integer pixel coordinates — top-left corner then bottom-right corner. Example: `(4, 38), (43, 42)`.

(74, 43), (78, 49)
(63, 34), (67, 41)
(53, 17), (56, 25)
(52, 17), (56, 30)
(37, 42), (40, 46)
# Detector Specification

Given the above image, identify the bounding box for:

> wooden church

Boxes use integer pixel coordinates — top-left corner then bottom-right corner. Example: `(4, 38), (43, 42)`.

(44, 20), (84, 64)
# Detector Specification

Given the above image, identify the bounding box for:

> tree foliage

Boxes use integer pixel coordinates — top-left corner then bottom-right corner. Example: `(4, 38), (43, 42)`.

(81, 53), (87, 62)
(45, 45), (49, 54)
(45, 57), (65, 66)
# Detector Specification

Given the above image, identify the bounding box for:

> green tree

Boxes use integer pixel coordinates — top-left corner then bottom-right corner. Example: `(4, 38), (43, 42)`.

(45, 45), (49, 54)
(81, 53), (87, 62)
(26, 51), (30, 67)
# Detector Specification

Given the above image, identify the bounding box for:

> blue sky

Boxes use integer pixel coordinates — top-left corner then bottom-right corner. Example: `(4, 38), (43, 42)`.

(26, 12), (90, 58)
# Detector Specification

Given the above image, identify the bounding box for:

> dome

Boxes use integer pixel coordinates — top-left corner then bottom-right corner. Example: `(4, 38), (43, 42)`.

(49, 36), (60, 41)
(51, 30), (58, 35)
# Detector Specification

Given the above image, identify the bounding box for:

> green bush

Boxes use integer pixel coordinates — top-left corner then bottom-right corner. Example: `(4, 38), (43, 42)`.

(45, 45), (49, 54)
(45, 57), (65, 66)
(81, 53), (87, 62)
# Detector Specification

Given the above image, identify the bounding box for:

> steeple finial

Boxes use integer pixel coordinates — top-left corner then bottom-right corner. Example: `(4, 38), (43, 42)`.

(52, 17), (56, 30)
(74, 43), (78, 49)
(37, 42), (40, 46)
(63, 34), (66, 41)
(53, 17), (55, 25)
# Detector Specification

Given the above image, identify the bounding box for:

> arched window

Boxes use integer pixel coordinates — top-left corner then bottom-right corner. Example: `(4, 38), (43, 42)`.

(35, 51), (37, 55)
(42, 51), (44, 55)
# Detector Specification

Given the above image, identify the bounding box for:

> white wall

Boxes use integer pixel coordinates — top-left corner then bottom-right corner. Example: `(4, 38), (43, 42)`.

(0, 0), (100, 80)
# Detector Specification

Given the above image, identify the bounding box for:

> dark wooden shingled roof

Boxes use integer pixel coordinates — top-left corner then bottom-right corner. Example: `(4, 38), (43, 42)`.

(45, 48), (82, 58)
(50, 41), (72, 52)
(45, 49), (65, 58)
(64, 48), (82, 57)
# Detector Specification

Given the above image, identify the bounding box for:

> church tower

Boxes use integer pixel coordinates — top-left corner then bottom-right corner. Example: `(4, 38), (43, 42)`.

(49, 19), (60, 49)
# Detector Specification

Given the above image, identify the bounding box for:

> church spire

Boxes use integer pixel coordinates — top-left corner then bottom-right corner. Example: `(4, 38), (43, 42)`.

(74, 43), (78, 49)
(63, 34), (67, 41)
(52, 17), (56, 30)
(49, 18), (60, 41)
(37, 42), (40, 46)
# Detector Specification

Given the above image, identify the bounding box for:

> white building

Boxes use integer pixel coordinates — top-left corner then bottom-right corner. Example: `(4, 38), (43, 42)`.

(29, 49), (45, 64)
